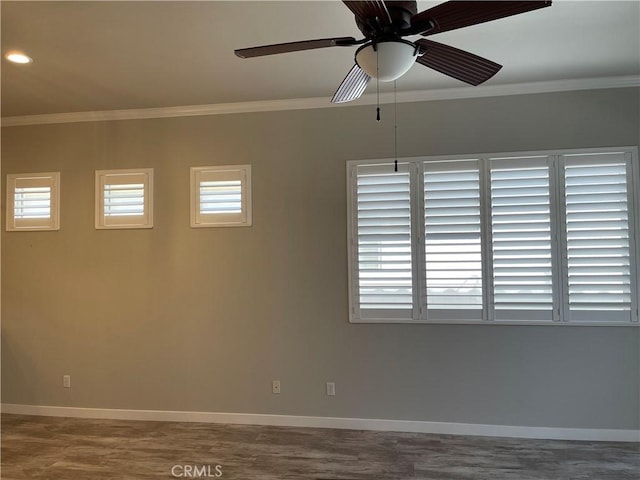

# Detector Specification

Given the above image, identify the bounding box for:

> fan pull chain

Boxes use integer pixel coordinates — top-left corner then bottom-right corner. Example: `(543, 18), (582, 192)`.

(394, 81), (398, 172)
(376, 45), (380, 121)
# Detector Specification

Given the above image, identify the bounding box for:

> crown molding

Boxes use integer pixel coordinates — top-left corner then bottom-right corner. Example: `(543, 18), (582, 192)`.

(2, 75), (638, 127)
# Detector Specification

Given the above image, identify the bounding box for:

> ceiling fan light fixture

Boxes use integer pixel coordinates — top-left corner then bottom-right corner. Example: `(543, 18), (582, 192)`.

(235, 1), (553, 103)
(355, 40), (417, 82)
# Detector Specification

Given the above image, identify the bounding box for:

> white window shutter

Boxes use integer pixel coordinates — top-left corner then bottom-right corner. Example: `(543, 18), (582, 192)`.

(423, 159), (483, 320)
(560, 152), (635, 322)
(200, 180), (242, 214)
(347, 147), (638, 325)
(490, 157), (555, 321)
(190, 165), (251, 227)
(95, 169), (153, 229)
(103, 183), (145, 217)
(349, 163), (414, 321)
(6, 172), (60, 231)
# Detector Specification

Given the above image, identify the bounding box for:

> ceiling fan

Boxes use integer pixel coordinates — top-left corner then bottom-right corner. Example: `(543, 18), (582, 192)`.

(235, 1), (552, 103)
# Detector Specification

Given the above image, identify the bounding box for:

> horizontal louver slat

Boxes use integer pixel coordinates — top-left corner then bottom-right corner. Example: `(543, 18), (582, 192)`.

(356, 166), (412, 310)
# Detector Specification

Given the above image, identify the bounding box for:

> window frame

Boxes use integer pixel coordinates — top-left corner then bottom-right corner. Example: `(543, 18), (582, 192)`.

(190, 165), (252, 228)
(6, 172), (60, 231)
(95, 168), (153, 230)
(347, 147), (640, 326)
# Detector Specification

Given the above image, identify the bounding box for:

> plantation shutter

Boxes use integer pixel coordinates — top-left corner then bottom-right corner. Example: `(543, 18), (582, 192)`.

(423, 159), (483, 320)
(191, 166), (251, 227)
(560, 152), (636, 322)
(14, 185), (51, 220)
(347, 147), (637, 325)
(200, 180), (242, 214)
(489, 156), (555, 321)
(104, 183), (145, 217)
(8, 173), (60, 230)
(96, 169), (153, 229)
(13, 179), (51, 221)
(350, 163), (414, 320)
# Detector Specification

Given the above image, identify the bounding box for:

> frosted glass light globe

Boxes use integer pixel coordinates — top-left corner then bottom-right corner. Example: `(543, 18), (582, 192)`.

(355, 41), (417, 82)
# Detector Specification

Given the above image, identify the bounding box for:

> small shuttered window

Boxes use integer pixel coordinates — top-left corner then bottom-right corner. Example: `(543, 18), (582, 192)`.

(95, 169), (153, 229)
(347, 147), (639, 325)
(190, 165), (251, 227)
(6, 172), (60, 231)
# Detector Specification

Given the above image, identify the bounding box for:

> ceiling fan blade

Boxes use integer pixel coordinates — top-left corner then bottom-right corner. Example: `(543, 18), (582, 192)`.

(331, 64), (371, 104)
(343, 1), (393, 25)
(235, 37), (357, 58)
(415, 39), (502, 86)
(411, 1), (552, 36)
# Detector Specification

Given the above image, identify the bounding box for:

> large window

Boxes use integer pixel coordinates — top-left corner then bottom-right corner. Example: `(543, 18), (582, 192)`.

(347, 147), (639, 325)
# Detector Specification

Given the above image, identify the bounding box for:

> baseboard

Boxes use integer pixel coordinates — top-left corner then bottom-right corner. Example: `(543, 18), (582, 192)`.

(2, 403), (638, 442)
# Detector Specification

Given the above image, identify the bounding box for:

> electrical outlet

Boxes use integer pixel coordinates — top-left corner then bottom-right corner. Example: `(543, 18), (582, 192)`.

(272, 380), (281, 394)
(63, 375), (71, 388)
(326, 382), (336, 396)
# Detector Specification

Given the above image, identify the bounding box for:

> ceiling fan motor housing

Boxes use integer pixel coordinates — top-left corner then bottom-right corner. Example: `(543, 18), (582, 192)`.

(355, 1), (416, 38)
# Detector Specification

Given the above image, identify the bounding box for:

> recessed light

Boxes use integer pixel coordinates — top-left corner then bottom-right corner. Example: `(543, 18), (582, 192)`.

(5, 52), (33, 64)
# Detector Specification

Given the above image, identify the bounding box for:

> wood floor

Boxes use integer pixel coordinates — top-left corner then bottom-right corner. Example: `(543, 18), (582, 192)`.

(1, 414), (638, 479)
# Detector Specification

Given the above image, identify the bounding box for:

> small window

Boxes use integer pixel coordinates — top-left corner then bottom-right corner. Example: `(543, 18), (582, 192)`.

(95, 169), (153, 229)
(190, 165), (252, 227)
(6, 172), (60, 231)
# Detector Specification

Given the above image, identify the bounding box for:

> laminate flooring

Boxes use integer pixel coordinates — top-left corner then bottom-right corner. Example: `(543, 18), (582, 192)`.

(1, 414), (638, 480)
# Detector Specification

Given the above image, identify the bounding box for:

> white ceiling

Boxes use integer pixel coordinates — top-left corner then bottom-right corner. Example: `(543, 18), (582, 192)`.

(1, 1), (639, 118)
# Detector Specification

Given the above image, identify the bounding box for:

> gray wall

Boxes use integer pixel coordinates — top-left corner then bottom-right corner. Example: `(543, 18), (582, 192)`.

(2, 88), (639, 429)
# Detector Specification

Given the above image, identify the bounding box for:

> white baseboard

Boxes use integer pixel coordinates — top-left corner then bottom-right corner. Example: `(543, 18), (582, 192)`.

(2, 403), (638, 443)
